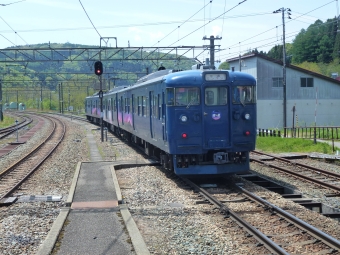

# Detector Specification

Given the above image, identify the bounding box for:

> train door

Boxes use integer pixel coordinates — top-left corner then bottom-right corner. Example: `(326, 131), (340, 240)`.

(202, 85), (230, 148)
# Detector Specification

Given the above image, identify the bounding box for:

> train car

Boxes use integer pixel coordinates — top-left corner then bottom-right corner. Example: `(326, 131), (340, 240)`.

(85, 67), (256, 175)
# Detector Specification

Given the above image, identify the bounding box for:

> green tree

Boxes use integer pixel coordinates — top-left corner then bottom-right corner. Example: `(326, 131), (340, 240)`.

(218, 62), (230, 70)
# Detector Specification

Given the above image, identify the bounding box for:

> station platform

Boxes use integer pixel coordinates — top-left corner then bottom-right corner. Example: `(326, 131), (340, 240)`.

(37, 128), (151, 255)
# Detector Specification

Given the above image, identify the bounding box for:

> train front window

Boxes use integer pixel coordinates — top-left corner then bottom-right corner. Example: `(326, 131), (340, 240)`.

(173, 87), (200, 106)
(204, 87), (227, 105)
(232, 86), (256, 105)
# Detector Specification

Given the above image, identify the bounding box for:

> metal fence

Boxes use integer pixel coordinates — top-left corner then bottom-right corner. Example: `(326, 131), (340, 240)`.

(284, 126), (340, 140)
(258, 127), (340, 140)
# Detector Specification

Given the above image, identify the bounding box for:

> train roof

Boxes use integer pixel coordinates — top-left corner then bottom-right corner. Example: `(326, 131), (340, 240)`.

(85, 68), (256, 99)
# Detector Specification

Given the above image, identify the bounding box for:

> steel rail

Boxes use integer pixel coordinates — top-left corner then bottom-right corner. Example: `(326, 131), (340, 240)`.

(250, 157), (340, 193)
(252, 150), (340, 179)
(238, 185), (340, 252)
(181, 177), (290, 255)
(0, 115), (65, 199)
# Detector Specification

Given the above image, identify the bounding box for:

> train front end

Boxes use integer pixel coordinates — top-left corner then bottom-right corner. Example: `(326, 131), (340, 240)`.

(165, 69), (256, 175)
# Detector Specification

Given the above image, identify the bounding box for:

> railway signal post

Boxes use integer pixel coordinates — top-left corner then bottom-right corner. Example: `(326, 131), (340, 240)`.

(95, 61), (104, 142)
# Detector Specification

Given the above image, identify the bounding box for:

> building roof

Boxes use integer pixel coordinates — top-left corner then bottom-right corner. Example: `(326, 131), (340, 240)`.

(226, 53), (340, 86)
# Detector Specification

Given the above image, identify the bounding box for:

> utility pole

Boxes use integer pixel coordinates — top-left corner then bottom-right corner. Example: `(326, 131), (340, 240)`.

(203, 35), (222, 69)
(273, 7), (291, 135)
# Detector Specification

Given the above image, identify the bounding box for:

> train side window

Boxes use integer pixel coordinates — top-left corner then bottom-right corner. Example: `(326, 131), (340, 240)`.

(145, 97), (149, 117)
(142, 96), (145, 116)
(158, 94), (161, 120)
(166, 88), (174, 106)
(138, 97), (141, 116)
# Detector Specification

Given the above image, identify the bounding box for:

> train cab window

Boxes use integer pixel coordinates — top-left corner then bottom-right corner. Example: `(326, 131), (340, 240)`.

(174, 87), (200, 106)
(232, 86), (256, 104)
(205, 87), (227, 105)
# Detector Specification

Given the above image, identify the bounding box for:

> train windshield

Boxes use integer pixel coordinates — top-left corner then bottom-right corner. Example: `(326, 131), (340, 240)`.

(204, 87), (227, 105)
(232, 86), (256, 105)
(167, 87), (200, 106)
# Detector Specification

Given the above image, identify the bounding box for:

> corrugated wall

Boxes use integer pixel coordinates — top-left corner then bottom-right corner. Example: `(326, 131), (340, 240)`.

(228, 56), (340, 128)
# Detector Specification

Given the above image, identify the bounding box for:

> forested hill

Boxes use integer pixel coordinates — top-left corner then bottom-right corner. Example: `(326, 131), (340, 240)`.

(256, 17), (340, 77)
(0, 43), (195, 89)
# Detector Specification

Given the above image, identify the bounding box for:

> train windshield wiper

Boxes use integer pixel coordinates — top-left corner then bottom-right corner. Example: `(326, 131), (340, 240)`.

(186, 98), (195, 109)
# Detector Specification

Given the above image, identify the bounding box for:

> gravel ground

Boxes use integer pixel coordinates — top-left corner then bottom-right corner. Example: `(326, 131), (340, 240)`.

(2, 116), (340, 255)
(0, 116), (90, 255)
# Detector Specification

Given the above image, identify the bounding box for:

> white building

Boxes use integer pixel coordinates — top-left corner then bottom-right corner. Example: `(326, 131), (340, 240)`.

(227, 53), (340, 129)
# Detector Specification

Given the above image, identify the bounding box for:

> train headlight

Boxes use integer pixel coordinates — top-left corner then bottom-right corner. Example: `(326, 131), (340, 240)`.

(244, 113), (250, 120)
(180, 115), (188, 122)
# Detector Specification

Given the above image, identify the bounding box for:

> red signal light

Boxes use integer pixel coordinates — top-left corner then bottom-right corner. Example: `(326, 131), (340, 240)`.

(182, 133), (187, 138)
(94, 61), (103, 76)
(245, 131), (250, 136)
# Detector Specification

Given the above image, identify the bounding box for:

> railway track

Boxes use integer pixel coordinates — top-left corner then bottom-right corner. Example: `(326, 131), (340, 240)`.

(180, 177), (340, 254)
(0, 115), (65, 202)
(251, 150), (340, 196)
(0, 115), (32, 140)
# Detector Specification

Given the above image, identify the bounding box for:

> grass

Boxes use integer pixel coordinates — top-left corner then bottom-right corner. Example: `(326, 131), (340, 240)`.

(0, 115), (16, 128)
(256, 136), (340, 154)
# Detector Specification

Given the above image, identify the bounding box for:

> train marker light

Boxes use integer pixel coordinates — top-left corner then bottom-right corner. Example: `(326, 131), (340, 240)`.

(244, 113), (250, 120)
(245, 131), (250, 136)
(180, 115), (188, 122)
(94, 61), (103, 76)
(182, 133), (187, 138)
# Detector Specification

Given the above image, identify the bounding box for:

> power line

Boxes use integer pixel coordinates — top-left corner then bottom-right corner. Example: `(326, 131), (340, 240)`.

(0, 16), (28, 45)
(152, 0), (213, 46)
(0, 0), (25, 6)
(168, 0), (247, 47)
(78, 0), (102, 39)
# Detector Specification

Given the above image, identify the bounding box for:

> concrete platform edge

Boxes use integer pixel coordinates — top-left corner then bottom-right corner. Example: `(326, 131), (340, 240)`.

(37, 161), (81, 254)
(66, 161), (82, 206)
(36, 208), (70, 255)
(111, 165), (150, 255)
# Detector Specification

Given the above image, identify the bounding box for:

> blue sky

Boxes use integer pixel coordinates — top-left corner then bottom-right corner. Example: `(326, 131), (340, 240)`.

(0, 0), (338, 63)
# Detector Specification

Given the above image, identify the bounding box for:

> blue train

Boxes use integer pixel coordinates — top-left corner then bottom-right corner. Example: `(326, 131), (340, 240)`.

(85, 66), (256, 175)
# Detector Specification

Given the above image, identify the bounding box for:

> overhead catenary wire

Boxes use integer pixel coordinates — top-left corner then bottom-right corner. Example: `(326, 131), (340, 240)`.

(78, 0), (107, 44)
(223, 0), (338, 59)
(168, 0), (247, 47)
(0, 16), (28, 45)
(152, 0), (213, 46)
